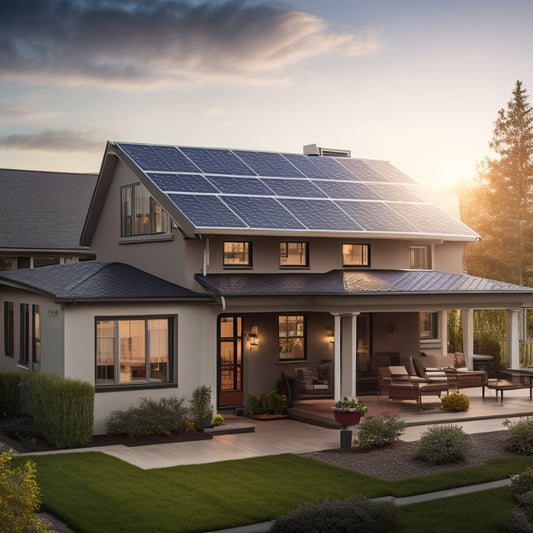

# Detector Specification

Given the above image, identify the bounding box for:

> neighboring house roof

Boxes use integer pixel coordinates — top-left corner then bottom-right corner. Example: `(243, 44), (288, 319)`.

(0, 261), (212, 302)
(195, 270), (533, 297)
(82, 142), (480, 243)
(0, 168), (97, 251)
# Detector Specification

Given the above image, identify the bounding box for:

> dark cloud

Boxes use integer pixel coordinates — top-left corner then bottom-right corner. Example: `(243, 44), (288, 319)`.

(0, 0), (377, 87)
(0, 130), (104, 152)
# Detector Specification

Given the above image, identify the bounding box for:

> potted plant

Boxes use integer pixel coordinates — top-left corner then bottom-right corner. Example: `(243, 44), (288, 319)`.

(332, 396), (368, 426)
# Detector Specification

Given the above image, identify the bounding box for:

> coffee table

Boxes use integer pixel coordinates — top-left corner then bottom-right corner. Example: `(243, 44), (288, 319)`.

(482, 380), (518, 404)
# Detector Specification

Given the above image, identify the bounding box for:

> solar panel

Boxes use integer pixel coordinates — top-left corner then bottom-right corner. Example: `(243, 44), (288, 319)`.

(206, 176), (274, 196)
(282, 153), (333, 180)
(167, 194), (247, 228)
(222, 196), (305, 229)
(151, 146), (200, 173)
(232, 150), (305, 178)
(300, 156), (356, 180)
(336, 201), (417, 232)
(180, 147), (254, 176)
(335, 158), (386, 182)
(147, 173), (218, 193)
(118, 143), (172, 172)
(279, 199), (363, 231)
(365, 160), (416, 184)
(366, 183), (421, 202)
(261, 178), (327, 198)
(314, 180), (382, 200)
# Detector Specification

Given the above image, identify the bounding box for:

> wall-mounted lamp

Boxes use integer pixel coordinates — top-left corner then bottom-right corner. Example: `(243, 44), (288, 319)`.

(248, 325), (259, 348)
(326, 327), (335, 344)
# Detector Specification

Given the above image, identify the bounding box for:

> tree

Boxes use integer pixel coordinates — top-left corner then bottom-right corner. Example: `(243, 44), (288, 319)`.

(461, 80), (533, 286)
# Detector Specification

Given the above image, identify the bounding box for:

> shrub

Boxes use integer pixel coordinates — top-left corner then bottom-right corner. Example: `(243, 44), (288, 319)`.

(0, 370), (25, 417)
(507, 508), (533, 533)
(247, 391), (287, 415)
(107, 396), (190, 437)
(441, 392), (470, 412)
(269, 495), (397, 533)
(211, 414), (225, 427)
(355, 414), (406, 450)
(22, 373), (94, 449)
(0, 451), (51, 532)
(511, 468), (533, 497)
(505, 418), (533, 455)
(189, 385), (214, 427)
(414, 424), (469, 465)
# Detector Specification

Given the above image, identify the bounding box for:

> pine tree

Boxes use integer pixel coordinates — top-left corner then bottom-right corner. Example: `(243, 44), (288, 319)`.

(462, 80), (533, 285)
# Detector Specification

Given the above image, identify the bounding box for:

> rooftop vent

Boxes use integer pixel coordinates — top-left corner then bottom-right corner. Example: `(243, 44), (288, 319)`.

(303, 143), (351, 158)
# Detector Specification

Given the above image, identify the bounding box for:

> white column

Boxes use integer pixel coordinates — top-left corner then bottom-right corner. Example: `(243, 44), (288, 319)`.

(508, 309), (521, 369)
(461, 309), (474, 369)
(351, 313), (358, 398)
(333, 314), (341, 401)
(440, 310), (448, 355)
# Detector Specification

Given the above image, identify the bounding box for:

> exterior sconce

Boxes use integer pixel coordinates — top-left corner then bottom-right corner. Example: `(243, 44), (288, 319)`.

(248, 326), (259, 348)
(326, 327), (334, 343)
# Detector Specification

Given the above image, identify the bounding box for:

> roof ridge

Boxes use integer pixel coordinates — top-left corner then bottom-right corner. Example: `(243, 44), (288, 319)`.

(61, 261), (110, 293)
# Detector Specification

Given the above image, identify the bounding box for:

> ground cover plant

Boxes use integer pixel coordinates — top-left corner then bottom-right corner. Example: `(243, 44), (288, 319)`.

(504, 417), (533, 455)
(507, 467), (533, 532)
(26, 452), (533, 533)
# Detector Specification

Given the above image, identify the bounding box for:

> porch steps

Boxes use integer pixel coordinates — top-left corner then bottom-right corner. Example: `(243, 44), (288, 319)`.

(205, 414), (256, 436)
(287, 407), (341, 429)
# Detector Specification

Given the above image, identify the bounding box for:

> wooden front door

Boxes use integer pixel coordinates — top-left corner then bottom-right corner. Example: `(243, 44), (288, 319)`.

(218, 315), (243, 407)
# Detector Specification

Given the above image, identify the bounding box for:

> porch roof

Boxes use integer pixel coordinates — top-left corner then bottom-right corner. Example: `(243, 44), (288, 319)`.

(195, 269), (533, 298)
(0, 261), (212, 303)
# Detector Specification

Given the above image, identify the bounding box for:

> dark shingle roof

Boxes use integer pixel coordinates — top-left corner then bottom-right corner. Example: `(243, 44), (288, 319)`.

(0, 168), (97, 250)
(0, 261), (211, 302)
(195, 270), (533, 297)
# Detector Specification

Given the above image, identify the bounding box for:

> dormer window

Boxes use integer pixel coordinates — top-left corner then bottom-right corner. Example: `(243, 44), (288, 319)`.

(280, 242), (308, 267)
(121, 183), (170, 237)
(223, 241), (252, 267)
(343, 244), (370, 267)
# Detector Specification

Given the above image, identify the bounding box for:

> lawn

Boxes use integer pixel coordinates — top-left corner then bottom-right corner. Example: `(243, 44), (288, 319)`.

(27, 452), (533, 533)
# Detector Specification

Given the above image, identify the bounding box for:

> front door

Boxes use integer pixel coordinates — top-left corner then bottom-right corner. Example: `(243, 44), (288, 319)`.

(218, 315), (243, 407)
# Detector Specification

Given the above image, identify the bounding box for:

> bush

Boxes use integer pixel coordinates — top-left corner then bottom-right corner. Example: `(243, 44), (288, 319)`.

(247, 391), (287, 415)
(189, 386), (213, 427)
(505, 418), (533, 455)
(22, 373), (94, 449)
(107, 396), (190, 437)
(441, 392), (470, 412)
(0, 451), (51, 532)
(355, 414), (406, 450)
(211, 414), (225, 427)
(507, 508), (533, 533)
(269, 495), (397, 533)
(512, 468), (533, 498)
(415, 424), (470, 465)
(0, 370), (25, 417)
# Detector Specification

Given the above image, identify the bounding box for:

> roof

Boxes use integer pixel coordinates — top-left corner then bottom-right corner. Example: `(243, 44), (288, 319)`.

(195, 270), (533, 297)
(0, 261), (212, 302)
(82, 142), (480, 242)
(0, 168), (97, 251)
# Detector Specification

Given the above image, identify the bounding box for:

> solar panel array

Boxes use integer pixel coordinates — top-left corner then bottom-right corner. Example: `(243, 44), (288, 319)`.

(116, 142), (477, 238)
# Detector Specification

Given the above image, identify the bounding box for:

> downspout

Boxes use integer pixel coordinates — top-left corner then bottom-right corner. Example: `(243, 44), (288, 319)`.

(202, 237), (210, 277)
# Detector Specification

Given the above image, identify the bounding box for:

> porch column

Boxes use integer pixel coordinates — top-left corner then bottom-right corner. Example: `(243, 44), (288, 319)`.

(351, 313), (358, 398)
(333, 314), (341, 401)
(507, 309), (521, 369)
(440, 310), (448, 355)
(461, 308), (474, 369)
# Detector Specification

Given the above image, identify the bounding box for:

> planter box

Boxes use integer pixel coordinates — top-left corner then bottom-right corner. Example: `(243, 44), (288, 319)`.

(332, 408), (362, 426)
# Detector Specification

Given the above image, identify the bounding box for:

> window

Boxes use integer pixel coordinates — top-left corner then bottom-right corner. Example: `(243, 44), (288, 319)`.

(280, 242), (308, 267)
(96, 317), (173, 387)
(343, 244), (370, 266)
(4, 302), (13, 356)
(223, 241), (252, 267)
(32, 305), (40, 365)
(278, 315), (305, 360)
(410, 245), (432, 269)
(121, 183), (170, 237)
(19, 303), (29, 366)
(420, 312), (438, 340)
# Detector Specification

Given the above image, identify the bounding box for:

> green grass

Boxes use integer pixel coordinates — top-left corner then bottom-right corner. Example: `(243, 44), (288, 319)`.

(25, 452), (533, 533)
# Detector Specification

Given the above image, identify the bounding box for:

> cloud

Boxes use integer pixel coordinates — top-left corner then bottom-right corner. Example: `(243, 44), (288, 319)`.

(0, 102), (59, 123)
(0, 130), (104, 152)
(0, 0), (379, 87)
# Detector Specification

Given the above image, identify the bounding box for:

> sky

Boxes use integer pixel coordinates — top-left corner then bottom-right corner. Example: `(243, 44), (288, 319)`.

(1, 0), (533, 191)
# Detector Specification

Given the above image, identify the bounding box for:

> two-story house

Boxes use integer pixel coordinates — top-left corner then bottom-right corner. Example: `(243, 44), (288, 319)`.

(2, 142), (533, 434)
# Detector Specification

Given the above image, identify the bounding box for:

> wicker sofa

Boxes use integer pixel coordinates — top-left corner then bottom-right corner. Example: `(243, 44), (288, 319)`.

(409, 353), (486, 389)
(293, 362), (333, 400)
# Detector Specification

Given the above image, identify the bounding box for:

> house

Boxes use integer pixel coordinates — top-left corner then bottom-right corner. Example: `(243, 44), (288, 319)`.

(2, 142), (533, 434)
(0, 168), (97, 269)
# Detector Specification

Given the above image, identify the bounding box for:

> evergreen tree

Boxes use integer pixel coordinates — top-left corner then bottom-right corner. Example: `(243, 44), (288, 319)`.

(462, 80), (533, 285)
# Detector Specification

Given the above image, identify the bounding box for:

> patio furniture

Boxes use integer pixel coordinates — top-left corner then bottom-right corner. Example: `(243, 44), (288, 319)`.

(500, 369), (533, 400)
(293, 362), (333, 400)
(482, 379), (519, 404)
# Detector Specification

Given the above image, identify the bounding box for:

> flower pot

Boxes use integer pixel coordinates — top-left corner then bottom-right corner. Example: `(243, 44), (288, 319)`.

(332, 408), (362, 426)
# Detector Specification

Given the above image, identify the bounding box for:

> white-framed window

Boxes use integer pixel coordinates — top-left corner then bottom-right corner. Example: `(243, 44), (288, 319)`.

(420, 312), (439, 340)
(96, 317), (173, 387)
(223, 241), (252, 267)
(280, 242), (308, 267)
(410, 245), (432, 269)
(343, 244), (370, 266)
(121, 183), (170, 237)
(278, 315), (305, 361)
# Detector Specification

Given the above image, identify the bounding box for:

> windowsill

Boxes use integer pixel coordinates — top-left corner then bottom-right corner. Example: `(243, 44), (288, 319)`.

(96, 382), (178, 392)
(119, 233), (174, 245)
(279, 266), (310, 270)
